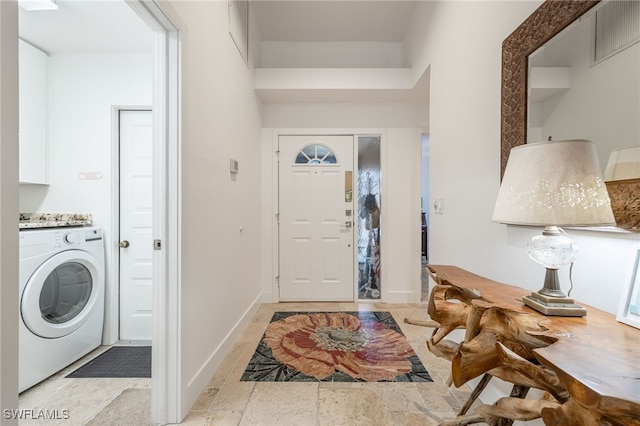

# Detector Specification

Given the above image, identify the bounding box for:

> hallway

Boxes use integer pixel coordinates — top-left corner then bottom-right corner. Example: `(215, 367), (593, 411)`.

(19, 300), (472, 425)
(181, 302), (470, 425)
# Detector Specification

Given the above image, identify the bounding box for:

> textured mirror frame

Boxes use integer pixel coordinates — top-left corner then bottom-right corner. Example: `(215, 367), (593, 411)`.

(500, 0), (600, 179)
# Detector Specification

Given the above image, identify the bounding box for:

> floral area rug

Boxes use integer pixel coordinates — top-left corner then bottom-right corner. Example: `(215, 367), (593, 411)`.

(241, 311), (433, 383)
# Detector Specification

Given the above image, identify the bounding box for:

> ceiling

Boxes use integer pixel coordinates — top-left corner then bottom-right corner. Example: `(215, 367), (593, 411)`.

(18, 0), (426, 104)
(19, 0), (154, 53)
(253, 1), (417, 42)
(20, 0), (417, 53)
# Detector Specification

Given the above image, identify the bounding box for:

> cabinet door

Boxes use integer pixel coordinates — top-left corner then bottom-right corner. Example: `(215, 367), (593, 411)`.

(19, 40), (48, 184)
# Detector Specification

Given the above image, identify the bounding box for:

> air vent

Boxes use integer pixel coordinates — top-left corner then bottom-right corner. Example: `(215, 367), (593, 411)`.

(594, 0), (640, 63)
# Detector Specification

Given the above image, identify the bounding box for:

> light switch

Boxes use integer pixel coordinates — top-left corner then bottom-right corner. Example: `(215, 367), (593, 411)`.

(434, 198), (444, 214)
(230, 158), (239, 174)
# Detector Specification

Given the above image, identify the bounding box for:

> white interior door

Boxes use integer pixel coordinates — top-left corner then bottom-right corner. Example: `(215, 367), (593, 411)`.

(278, 135), (355, 301)
(119, 109), (153, 341)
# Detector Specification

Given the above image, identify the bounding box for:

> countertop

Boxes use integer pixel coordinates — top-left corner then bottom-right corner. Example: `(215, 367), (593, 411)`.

(19, 213), (93, 229)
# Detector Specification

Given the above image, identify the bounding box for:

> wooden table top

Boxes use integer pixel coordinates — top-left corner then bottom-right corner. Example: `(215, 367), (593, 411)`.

(427, 265), (640, 408)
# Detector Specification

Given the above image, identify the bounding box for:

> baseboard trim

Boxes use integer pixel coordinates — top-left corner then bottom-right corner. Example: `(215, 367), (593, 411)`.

(383, 290), (418, 304)
(261, 290), (274, 303)
(185, 293), (261, 408)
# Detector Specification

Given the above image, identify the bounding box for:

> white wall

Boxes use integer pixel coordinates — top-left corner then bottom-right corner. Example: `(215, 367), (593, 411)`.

(259, 41), (406, 68)
(0, 0), (20, 419)
(161, 0), (264, 416)
(262, 102), (427, 129)
(528, 10), (640, 166)
(536, 42), (639, 166)
(19, 52), (153, 344)
(405, 1), (640, 416)
(409, 0), (640, 315)
(20, 52), (153, 220)
(261, 99), (426, 303)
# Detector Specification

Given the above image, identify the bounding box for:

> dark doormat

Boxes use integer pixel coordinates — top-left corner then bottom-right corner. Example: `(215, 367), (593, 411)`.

(241, 311), (433, 383)
(67, 346), (151, 378)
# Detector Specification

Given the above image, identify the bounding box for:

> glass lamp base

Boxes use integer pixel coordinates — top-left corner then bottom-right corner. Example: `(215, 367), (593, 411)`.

(523, 292), (587, 317)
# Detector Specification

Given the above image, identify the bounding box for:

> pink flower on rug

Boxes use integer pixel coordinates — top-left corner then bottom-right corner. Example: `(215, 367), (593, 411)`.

(263, 312), (416, 381)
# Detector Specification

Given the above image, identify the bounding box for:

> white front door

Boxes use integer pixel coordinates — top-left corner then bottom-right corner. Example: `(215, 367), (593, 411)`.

(278, 135), (355, 301)
(119, 109), (153, 341)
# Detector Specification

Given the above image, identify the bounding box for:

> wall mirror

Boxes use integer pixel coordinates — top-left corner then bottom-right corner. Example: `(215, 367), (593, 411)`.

(501, 0), (640, 232)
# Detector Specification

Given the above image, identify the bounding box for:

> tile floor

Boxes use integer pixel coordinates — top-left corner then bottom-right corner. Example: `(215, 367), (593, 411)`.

(19, 264), (475, 425)
(17, 344), (151, 426)
(180, 302), (472, 426)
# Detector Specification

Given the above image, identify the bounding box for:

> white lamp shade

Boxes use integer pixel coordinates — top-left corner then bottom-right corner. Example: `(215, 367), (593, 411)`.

(493, 140), (615, 227)
(604, 146), (640, 181)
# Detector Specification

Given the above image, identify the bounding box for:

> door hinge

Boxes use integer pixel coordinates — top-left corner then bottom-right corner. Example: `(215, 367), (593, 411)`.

(275, 150), (280, 161)
(275, 275), (280, 288)
(275, 213), (279, 225)
(153, 239), (162, 250)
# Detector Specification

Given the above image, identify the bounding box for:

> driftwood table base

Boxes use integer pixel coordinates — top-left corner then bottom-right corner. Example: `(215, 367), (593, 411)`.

(407, 265), (640, 426)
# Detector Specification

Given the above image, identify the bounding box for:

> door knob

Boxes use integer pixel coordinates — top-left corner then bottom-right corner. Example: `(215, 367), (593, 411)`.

(345, 221), (352, 228)
(119, 240), (130, 248)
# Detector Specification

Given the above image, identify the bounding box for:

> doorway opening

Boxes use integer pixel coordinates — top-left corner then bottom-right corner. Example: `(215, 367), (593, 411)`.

(17, 0), (182, 423)
(421, 133), (430, 300)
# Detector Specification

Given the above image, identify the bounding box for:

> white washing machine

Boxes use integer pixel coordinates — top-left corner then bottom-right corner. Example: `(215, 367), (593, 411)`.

(19, 227), (105, 392)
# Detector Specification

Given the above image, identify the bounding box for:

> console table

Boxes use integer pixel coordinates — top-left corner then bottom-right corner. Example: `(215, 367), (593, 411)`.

(414, 265), (640, 426)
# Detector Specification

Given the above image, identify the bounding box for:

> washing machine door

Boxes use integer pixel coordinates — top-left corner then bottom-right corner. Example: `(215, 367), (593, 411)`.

(21, 249), (102, 339)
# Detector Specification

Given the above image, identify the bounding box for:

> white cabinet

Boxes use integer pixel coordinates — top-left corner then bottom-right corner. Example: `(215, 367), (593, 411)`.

(19, 40), (49, 184)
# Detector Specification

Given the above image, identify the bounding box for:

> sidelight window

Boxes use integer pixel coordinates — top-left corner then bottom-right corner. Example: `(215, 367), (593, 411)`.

(357, 136), (381, 300)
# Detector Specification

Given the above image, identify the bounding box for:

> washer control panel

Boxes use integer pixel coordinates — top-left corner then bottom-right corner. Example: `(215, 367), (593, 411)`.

(56, 228), (103, 247)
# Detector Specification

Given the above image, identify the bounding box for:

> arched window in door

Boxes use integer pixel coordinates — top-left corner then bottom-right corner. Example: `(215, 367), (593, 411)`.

(294, 144), (338, 164)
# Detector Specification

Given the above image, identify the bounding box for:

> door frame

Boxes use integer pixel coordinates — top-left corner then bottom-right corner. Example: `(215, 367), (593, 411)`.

(271, 130), (386, 303)
(0, 1), (182, 420)
(123, 1), (182, 424)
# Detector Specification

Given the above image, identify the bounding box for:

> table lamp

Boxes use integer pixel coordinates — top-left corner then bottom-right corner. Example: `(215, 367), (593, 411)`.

(492, 140), (615, 316)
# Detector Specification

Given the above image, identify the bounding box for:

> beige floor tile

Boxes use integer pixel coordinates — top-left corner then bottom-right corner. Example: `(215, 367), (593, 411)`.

(318, 381), (380, 390)
(191, 387), (221, 411)
(239, 382), (318, 426)
(378, 385), (426, 413)
(85, 387), (151, 426)
(211, 381), (256, 411)
(222, 344), (262, 383)
(207, 334), (261, 386)
(207, 363), (238, 389)
(17, 302), (462, 426)
(432, 410), (460, 423)
(389, 411), (440, 426)
(318, 386), (392, 426)
(18, 380), (141, 426)
(416, 382), (460, 413)
(426, 369), (446, 384)
(181, 410), (243, 426)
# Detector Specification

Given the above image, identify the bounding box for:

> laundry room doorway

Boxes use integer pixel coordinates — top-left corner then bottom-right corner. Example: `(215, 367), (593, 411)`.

(118, 108), (153, 341)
